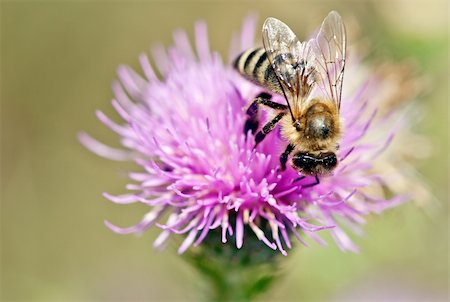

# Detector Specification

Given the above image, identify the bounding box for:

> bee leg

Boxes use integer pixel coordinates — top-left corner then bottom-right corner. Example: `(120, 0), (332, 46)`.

(280, 144), (294, 171)
(244, 92), (287, 135)
(301, 175), (320, 188)
(255, 111), (286, 147)
(292, 175), (306, 183)
(244, 101), (259, 135)
(255, 94), (288, 111)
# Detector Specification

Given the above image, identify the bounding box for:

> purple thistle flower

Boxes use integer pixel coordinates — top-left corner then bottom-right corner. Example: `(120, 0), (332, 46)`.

(80, 17), (413, 256)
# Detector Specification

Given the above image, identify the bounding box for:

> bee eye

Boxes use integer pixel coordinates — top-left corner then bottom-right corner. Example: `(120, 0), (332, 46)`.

(292, 152), (337, 176)
(322, 153), (337, 169)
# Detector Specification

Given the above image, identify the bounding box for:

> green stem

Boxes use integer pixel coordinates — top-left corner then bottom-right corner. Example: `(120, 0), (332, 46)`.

(190, 253), (277, 301)
(185, 228), (281, 302)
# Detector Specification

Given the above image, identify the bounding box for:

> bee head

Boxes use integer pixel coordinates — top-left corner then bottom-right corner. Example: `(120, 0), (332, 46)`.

(291, 151), (337, 176)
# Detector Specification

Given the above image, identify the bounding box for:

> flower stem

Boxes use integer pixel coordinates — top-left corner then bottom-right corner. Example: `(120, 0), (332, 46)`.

(185, 228), (281, 301)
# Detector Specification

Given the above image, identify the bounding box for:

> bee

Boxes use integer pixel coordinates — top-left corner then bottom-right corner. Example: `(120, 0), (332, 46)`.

(234, 11), (347, 183)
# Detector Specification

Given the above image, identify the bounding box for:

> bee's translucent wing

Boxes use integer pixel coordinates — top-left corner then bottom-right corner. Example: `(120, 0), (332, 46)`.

(262, 18), (317, 115)
(312, 11), (347, 109)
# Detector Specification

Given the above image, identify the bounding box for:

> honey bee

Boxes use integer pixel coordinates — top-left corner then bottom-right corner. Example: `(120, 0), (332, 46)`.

(234, 11), (347, 183)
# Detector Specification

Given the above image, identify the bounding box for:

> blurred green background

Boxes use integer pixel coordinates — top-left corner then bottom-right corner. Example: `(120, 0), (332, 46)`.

(1, 0), (448, 301)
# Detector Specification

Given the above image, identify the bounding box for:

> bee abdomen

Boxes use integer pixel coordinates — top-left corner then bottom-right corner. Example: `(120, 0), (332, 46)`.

(233, 48), (281, 94)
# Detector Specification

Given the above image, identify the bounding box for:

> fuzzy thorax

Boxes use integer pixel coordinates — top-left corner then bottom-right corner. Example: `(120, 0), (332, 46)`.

(280, 98), (341, 155)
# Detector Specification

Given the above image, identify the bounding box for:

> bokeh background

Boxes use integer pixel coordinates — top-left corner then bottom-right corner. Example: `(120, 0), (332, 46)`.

(2, 0), (448, 301)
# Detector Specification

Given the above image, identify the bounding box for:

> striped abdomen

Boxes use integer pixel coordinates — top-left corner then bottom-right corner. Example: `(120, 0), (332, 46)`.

(233, 48), (282, 94)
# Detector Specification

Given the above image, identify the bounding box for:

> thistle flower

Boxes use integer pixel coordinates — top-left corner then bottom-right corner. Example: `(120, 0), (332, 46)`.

(79, 17), (419, 256)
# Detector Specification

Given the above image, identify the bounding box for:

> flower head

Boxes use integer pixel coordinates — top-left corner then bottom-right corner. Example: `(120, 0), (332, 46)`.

(80, 17), (420, 255)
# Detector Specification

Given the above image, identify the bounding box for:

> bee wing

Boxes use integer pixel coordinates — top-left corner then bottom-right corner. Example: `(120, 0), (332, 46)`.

(312, 11), (347, 109)
(262, 18), (317, 115)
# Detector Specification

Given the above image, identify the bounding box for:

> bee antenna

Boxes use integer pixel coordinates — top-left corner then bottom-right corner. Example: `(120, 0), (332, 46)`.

(276, 77), (296, 122)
